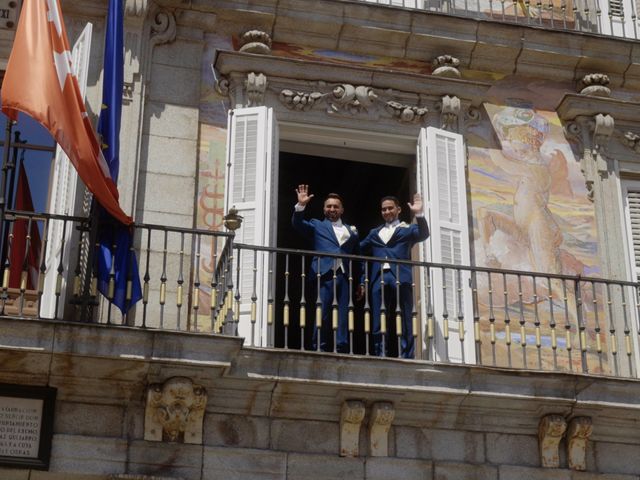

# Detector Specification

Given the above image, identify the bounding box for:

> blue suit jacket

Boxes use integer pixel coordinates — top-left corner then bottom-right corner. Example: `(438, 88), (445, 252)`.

(360, 216), (429, 284)
(292, 211), (361, 276)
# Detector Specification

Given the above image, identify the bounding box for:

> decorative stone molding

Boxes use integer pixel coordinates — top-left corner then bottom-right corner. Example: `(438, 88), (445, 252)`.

(463, 105), (482, 130)
(329, 84), (378, 115)
(109, 475), (180, 480)
(385, 101), (428, 124)
(124, 0), (150, 17)
(339, 400), (366, 457)
(280, 89), (325, 111)
(578, 73), (611, 97)
(432, 55), (461, 79)
(150, 9), (177, 47)
(623, 131), (640, 153)
(567, 417), (592, 471)
(144, 377), (207, 444)
(245, 72), (268, 107)
(538, 415), (567, 468)
(276, 84), (428, 125)
(593, 113), (615, 151)
(369, 402), (395, 457)
(239, 30), (272, 54)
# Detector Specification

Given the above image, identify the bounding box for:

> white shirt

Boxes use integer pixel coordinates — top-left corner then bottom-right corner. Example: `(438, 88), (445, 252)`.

(379, 219), (400, 245)
(295, 203), (350, 271)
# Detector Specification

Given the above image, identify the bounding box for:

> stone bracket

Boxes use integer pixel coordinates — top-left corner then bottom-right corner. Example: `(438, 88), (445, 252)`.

(340, 400), (366, 457)
(369, 402), (395, 457)
(538, 414), (568, 468)
(567, 417), (593, 471)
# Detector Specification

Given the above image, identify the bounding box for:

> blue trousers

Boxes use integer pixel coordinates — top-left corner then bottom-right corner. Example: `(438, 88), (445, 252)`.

(312, 270), (350, 353)
(371, 269), (415, 358)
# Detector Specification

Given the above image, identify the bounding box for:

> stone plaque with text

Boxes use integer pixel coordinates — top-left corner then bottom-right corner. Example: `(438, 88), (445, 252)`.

(0, 384), (56, 470)
(0, 0), (19, 30)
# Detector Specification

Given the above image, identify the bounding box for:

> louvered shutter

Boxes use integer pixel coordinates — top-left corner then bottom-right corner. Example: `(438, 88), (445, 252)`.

(224, 107), (278, 345)
(622, 183), (640, 280)
(417, 127), (474, 363)
(41, 23), (93, 318)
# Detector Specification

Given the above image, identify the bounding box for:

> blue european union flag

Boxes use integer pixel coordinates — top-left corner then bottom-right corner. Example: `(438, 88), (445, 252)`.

(97, 0), (142, 314)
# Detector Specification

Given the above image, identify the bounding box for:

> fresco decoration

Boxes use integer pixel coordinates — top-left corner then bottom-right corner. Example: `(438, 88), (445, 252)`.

(269, 41), (433, 75)
(467, 80), (605, 373)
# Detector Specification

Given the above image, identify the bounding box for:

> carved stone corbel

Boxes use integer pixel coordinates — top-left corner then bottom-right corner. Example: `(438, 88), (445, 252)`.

(245, 72), (267, 107)
(439, 95), (461, 130)
(538, 415), (567, 468)
(369, 402), (395, 457)
(214, 75), (231, 97)
(578, 73), (611, 97)
(593, 113), (614, 152)
(144, 377), (208, 444)
(340, 400), (366, 457)
(239, 30), (272, 55)
(432, 55), (461, 79)
(567, 417), (592, 471)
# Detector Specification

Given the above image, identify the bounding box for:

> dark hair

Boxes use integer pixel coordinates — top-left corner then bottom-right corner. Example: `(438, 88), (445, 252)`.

(325, 193), (344, 205)
(380, 195), (400, 207)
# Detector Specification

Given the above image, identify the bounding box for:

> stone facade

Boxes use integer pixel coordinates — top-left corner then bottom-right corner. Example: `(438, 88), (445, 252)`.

(2, 0), (640, 478)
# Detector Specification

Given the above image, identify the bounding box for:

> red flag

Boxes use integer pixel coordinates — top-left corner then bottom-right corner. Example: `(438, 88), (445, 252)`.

(9, 164), (41, 290)
(1, 0), (132, 225)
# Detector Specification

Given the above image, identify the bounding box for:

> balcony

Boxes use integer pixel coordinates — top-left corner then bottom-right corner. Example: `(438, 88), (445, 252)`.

(355, 0), (640, 40)
(2, 208), (639, 380)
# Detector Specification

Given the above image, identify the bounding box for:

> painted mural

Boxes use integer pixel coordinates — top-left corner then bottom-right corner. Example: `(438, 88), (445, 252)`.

(467, 78), (605, 373)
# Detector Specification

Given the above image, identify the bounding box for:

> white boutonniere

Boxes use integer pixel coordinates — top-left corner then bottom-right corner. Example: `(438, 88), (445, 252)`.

(349, 225), (358, 233)
(398, 222), (409, 228)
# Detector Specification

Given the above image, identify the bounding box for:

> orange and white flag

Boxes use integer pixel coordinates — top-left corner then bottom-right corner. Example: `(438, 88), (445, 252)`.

(1, 0), (132, 225)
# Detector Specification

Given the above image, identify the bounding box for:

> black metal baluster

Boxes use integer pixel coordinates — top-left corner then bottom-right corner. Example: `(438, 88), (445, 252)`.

(315, 257), (321, 352)
(503, 273), (512, 368)
(605, 283), (619, 376)
(37, 218), (49, 319)
(299, 254), (306, 350)
(284, 253), (290, 349)
(332, 259), (338, 353)
(192, 234), (201, 332)
(364, 262), (371, 356)
(426, 265), (434, 361)
(159, 229), (168, 329)
(176, 232), (185, 330)
(53, 220), (67, 321)
(546, 277), (558, 370)
(142, 228), (151, 328)
(456, 268), (465, 364)
(533, 276), (542, 370)
(592, 281), (603, 372)
(471, 271), (481, 365)
(251, 250), (258, 347)
(576, 278), (588, 373)
(395, 263), (402, 357)
(562, 279), (573, 371)
(619, 284), (634, 376)
(380, 261), (387, 357)
(517, 274), (527, 368)
(348, 259), (354, 355)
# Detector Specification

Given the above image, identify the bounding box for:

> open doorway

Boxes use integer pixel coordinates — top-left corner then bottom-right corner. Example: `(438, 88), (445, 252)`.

(274, 150), (412, 353)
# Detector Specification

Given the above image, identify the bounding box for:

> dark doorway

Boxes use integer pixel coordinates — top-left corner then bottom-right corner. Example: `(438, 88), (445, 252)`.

(274, 151), (411, 353)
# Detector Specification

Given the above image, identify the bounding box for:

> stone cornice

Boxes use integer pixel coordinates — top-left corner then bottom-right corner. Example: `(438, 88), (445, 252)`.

(556, 93), (640, 125)
(214, 50), (492, 103)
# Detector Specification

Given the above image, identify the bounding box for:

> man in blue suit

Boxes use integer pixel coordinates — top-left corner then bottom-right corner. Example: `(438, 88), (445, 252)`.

(292, 184), (362, 353)
(360, 194), (429, 358)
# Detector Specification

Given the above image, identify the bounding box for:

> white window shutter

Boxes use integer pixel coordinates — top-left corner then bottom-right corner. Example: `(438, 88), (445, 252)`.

(622, 182), (640, 280)
(41, 23), (93, 318)
(224, 107), (278, 345)
(417, 126), (474, 363)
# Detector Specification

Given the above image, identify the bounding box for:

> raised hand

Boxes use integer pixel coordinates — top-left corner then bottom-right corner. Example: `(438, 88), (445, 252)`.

(296, 184), (315, 206)
(407, 193), (424, 215)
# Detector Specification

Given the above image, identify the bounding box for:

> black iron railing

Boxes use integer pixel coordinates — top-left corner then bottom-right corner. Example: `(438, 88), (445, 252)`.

(1, 210), (640, 379)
